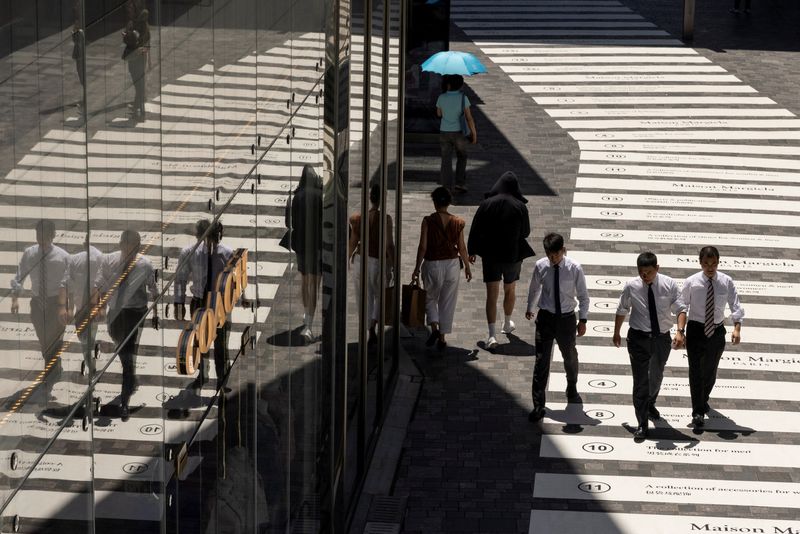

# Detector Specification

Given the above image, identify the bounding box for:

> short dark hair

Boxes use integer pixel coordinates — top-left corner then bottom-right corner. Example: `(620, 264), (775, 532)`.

(35, 219), (56, 241)
(543, 233), (564, 253)
(699, 246), (720, 260)
(430, 186), (452, 208)
(208, 221), (224, 244)
(120, 229), (141, 250)
(637, 252), (658, 268)
(195, 219), (211, 239)
(442, 74), (464, 91)
(369, 183), (381, 205)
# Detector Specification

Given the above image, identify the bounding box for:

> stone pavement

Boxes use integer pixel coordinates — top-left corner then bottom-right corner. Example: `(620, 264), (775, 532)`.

(393, 0), (800, 532)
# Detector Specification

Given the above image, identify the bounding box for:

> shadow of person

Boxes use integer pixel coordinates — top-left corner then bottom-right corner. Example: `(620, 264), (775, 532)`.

(544, 400), (602, 434)
(265, 325), (309, 347)
(622, 415), (700, 445)
(492, 332), (535, 357)
(704, 407), (756, 440)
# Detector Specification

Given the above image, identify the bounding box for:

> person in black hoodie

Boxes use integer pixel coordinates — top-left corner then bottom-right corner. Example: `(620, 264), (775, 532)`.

(286, 165), (324, 343)
(467, 171), (535, 349)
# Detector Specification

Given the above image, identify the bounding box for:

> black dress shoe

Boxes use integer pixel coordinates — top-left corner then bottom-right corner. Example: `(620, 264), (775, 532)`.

(648, 405), (661, 420)
(436, 338), (447, 352)
(692, 414), (704, 427)
(633, 426), (648, 439)
(566, 383), (579, 400)
(528, 409), (545, 423)
(426, 329), (440, 347)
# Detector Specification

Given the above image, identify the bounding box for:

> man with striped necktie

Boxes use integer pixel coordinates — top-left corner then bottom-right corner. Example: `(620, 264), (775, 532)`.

(674, 246), (744, 428)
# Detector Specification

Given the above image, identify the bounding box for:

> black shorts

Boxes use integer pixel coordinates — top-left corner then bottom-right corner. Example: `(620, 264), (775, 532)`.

(482, 260), (522, 284)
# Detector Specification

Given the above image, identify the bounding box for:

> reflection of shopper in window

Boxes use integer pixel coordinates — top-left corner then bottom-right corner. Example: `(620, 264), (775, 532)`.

(59, 237), (102, 377)
(93, 230), (158, 421)
(122, 1), (150, 123)
(174, 221), (233, 391)
(348, 184), (396, 345)
(10, 220), (69, 400)
(286, 165), (323, 344)
(436, 74), (477, 195)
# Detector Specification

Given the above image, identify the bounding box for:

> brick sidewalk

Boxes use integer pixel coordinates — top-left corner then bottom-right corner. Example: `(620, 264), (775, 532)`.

(393, 0), (800, 532)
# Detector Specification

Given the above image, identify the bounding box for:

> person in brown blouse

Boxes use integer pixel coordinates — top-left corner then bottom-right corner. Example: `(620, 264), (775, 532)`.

(412, 187), (472, 351)
(348, 184), (396, 344)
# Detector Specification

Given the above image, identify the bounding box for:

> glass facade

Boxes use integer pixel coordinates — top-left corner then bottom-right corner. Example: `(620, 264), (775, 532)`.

(0, 0), (404, 531)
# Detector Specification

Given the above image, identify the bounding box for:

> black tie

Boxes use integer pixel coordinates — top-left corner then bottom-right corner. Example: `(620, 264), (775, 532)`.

(647, 283), (659, 336)
(40, 248), (48, 300)
(554, 264), (561, 316)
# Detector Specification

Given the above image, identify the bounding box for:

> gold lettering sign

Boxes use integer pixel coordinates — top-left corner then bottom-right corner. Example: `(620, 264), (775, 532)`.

(176, 327), (201, 375)
(173, 249), (248, 376)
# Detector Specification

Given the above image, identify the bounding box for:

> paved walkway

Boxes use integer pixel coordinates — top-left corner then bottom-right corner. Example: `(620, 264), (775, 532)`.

(395, 0), (800, 532)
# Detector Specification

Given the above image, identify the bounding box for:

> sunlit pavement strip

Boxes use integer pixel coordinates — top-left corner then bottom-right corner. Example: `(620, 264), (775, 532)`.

(452, 0), (800, 531)
(529, 511), (800, 534)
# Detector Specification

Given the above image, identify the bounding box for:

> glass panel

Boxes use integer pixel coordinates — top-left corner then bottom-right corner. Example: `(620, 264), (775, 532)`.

(1, 420), (94, 533)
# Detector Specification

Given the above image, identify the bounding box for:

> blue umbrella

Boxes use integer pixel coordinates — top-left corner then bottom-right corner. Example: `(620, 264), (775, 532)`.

(421, 51), (487, 76)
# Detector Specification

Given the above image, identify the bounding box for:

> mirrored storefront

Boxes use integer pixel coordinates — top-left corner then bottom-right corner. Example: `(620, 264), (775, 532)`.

(0, 0), (404, 531)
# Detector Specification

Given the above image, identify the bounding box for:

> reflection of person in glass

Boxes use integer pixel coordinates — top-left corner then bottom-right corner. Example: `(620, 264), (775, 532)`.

(174, 221), (233, 391)
(93, 230), (158, 421)
(10, 220), (69, 401)
(59, 236), (102, 377)
(348, 183), (395, 345)
(286, 165), (323, 344)
(122, 0), (150, 123)
(71, 0), (86, 116)
(412, 187), (472, 351)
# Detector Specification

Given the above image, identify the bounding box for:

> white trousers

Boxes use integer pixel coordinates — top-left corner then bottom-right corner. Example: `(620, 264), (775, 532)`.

(421, 258), (461, 334)
(353, 255), (381, 323)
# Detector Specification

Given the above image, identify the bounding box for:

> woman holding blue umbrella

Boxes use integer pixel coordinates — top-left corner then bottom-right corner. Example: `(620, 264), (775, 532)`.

(436, 74), (477, 194)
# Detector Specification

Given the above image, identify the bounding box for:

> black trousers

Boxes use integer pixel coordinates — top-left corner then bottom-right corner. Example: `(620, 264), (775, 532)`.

(627, 329), (671, 428)
(532, 310), (579, 411)
(191, 297), (230, 386)
(127, 52), (146, 115)
(30, 296), (65, 394)
(109, 307), (147, 407)
(685, 321), (726, 417)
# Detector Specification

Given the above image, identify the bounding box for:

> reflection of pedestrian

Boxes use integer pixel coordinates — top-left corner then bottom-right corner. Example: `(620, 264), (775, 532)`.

(436, 74), (477, 194)
(174, 221), (233, 391)
(93, 230), (158, 421)
(612, 252), (684, 439)
(286, 165), (323, 344)
(467, 171), (534, 349)
(412, 187), (471, 351)
(675, 246), (744, 428)
(59, 238), (103, 377)
(122, 1), (149, 123)
(71, 0), (86, 100)
(525, 233), (589, 422)
(10, 220), (69, 401)
(348, 184), (396, 344)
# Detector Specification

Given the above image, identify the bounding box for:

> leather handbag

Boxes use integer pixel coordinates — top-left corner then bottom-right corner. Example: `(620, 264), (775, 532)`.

(401, 282), (426, 327)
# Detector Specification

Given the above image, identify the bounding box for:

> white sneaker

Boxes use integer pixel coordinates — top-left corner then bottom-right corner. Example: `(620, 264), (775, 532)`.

(300, 326), (314, 344)
(501, 319), (516, 334)
(486, 336), (498, 349)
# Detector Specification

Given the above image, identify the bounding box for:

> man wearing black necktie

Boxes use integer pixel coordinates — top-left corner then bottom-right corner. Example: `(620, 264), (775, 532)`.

(10, 220), (69, 402)
(613, 252), (685, 440)
(675, 246), (744, 428)
(525, 233), (589, 422)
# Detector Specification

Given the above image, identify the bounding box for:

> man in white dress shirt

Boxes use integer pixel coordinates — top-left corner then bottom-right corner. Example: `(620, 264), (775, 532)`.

(525, 233), (589, 422)
(10, 220), (69, 401)
(613, 252), (685, 439)
(675, 246), (744, 428)
(59, 237), (103, 377)
(174, 220), (233, 390)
